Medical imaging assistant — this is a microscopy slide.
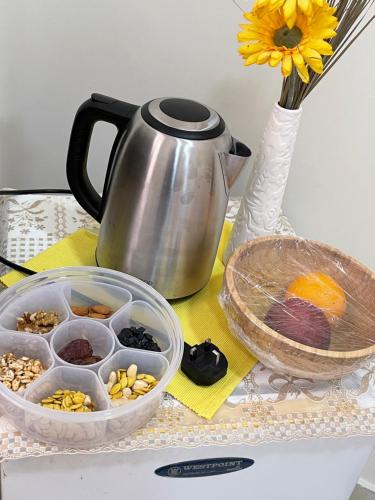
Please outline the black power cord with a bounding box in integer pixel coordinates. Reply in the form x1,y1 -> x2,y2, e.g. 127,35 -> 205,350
0,189 -> 72,276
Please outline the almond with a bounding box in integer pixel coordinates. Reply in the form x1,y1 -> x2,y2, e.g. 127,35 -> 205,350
88,312 -> 107,319
71,305 -> 89,316
91,304 -> 112,316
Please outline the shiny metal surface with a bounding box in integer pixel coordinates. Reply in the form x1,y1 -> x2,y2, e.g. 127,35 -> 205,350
148,98 -> 220,132
96,104 -> 249,299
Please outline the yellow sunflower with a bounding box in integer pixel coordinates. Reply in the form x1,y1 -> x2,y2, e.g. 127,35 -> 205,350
238,1 -> 338,83
254,0 -> 326,28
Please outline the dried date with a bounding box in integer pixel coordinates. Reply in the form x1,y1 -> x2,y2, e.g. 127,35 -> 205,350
58,339 -> 93,363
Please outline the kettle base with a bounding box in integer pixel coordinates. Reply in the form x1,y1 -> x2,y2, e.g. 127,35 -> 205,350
95,252 -> 208,301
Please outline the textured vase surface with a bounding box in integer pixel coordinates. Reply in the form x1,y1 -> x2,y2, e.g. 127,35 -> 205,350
224,103 -> 302,264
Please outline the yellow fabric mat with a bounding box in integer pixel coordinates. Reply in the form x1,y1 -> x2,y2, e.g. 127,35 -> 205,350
1,223 -> 257,419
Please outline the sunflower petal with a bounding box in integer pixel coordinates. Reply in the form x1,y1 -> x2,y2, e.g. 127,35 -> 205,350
238,0 -> 337,80
283,0 -> 297,28
269,50 -> 283,67
254,0 -> 269,9
295,64 -> 310,83
239,24 -> 272,36
238,30 -> 262,41
257,51 -> 271,64
243,12 -> 255,22
301,47 -> 323,73
269,0 -> 285,10
297,0 -> 310,14
309,39 -> 333,55
238,31 -> 257,42
281,54 -> 293,77
316,28 -> 337,39
239,43 -> 265,56
307,57 -> 323,73
292,52 -> 310,83
301,47 -> 321,58
244,53 -> 261,66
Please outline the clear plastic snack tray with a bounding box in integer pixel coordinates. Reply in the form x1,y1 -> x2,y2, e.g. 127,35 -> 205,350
0,267 -> 183,448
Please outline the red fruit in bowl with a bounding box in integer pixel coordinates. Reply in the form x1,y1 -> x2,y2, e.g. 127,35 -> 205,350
265,297 -> 331,350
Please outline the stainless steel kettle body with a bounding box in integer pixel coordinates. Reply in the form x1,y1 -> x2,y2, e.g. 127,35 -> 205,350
67,94 -> 251,299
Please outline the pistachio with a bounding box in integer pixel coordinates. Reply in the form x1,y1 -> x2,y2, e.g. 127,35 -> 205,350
63,395 -> 73,407
42,403 -> 55,409
127,376 -> 136,388
143,374 -> 157,384
133,388 -> 148,395
104,365 -> 159,407
73,393 -> 85,404
39,389 -> 95,412
110,383 -> 122,395
41,397 -> 54,404
70,403 -> 83,410
111,392 -> 123,400
120,376 -> 128,389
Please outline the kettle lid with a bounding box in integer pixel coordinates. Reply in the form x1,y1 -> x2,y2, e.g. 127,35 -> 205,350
141,97 -> 226,140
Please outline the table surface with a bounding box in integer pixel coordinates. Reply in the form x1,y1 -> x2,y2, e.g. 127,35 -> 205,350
0,193 -> 373,461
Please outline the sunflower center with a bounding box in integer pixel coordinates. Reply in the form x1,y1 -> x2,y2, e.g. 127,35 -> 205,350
273,26 -> 303,48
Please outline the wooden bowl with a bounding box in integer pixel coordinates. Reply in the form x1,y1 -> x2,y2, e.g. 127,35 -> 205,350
223,236 -> 375,380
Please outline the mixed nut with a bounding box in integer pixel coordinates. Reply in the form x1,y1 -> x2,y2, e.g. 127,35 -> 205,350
40,389 -> 95,412
17,310 -> 60,334
58,339 -> 102,365
71,304 -> 112,320
105,364 -> 158,407
1,294 -> 164,421
117,326 -> 161,352
0,353 -> 45,392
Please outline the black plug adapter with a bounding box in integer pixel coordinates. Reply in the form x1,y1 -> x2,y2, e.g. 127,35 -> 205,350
181,339 -> 228,386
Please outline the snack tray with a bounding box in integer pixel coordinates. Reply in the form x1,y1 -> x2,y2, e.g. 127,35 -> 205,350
0,267 -> 183,448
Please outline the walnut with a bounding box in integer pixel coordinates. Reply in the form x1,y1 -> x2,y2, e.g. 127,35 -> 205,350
17,310 -> 60,334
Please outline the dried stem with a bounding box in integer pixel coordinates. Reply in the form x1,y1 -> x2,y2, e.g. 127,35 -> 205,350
279,0 -> 374,109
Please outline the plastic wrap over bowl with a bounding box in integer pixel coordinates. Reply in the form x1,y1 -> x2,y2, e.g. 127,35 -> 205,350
221,236 -> 375,380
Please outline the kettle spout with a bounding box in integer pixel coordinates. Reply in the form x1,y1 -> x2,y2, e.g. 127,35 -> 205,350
219,138 -> 251,190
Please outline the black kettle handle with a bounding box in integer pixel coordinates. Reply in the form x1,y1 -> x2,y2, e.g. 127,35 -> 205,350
66,93 -> 139,221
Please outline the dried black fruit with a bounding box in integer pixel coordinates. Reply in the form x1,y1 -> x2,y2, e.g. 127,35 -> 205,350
117,326 -> 161,352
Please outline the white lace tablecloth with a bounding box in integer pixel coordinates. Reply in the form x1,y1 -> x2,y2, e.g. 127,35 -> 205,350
0,194 -> 373,461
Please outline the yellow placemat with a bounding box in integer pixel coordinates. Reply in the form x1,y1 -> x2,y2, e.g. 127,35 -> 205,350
1,223 -> 257,419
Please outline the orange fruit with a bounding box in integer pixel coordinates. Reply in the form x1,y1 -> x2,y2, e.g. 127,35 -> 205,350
286,272 -> 346,323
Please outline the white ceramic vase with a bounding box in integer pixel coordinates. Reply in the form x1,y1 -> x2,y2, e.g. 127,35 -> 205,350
223,102 -> 302,264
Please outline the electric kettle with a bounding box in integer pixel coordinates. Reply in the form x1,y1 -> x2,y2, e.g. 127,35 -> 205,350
66,93 -> 251,299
